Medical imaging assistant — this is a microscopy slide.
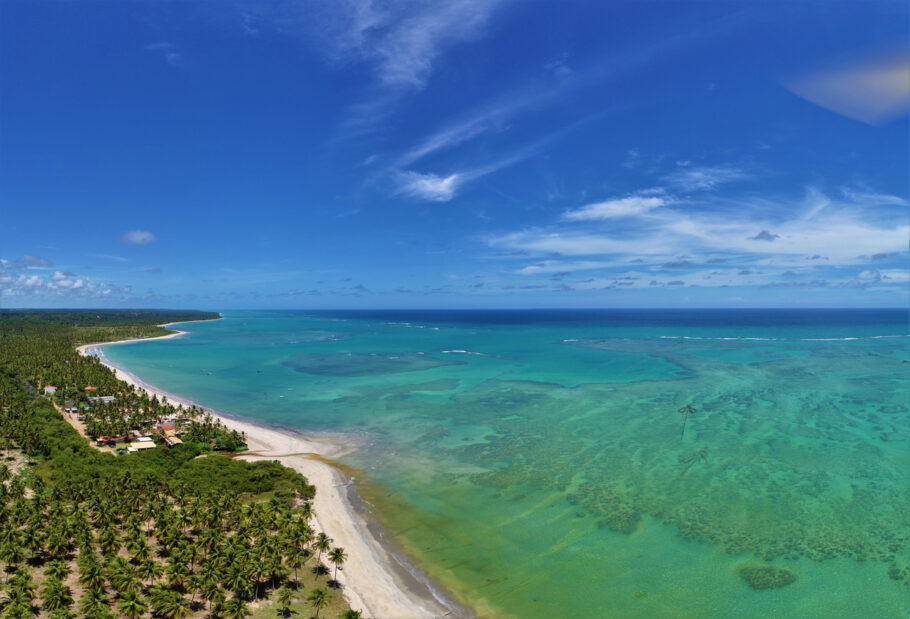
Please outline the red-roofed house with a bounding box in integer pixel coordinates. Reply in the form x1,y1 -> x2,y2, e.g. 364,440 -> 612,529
84,386 -> 98,391
43,386 -> 57,394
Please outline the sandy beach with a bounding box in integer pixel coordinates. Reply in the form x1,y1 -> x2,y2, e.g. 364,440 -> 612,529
77,326 -> 457,619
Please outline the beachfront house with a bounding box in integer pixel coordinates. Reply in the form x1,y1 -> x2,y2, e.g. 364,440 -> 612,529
88,395 -> 117,404
84,386 -> 98,392
153,424 -> 184,447
64,400 -> 75,412
43,386 -> 57,394
128,436 -> 157,452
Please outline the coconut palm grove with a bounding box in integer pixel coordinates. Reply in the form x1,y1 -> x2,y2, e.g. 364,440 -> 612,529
0,310 -> 361,618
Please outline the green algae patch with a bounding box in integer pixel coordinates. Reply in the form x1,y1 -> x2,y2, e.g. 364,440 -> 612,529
737,564 -> 798,590
567,482 -> 642,535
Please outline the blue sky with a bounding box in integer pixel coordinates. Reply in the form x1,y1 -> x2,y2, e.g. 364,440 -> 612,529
1,1 -> 907,309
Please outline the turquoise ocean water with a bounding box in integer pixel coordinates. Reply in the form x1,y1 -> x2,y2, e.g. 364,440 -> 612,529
102,310 -> 910,618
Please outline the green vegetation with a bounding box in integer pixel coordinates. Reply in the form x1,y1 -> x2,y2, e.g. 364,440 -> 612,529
736,564 -> 798,590
0,310 -> 359,617
0,310 -> 245,451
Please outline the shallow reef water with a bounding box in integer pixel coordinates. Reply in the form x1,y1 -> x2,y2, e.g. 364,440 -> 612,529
105,310 -> 910,618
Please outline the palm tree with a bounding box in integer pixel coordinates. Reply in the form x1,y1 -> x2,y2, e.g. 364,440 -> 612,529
266,554 -> 288,591
222,597 -> 251,619
276,585 -> 295,617
41,577 -> 74,613
286,547 -> 306,586
198,581 -> 223,612
150,588 -> 190,619
78,589 -> 111,618
137,556 -> 163,586
79,560 -> 107,592
248,559 -> 270,600
307,588 -> 329,619
0,540 -> 25,582
225,566 -> 253,600
165,560 -> 191,590
4,602 -> 34,619
341,610 -> 363,619
311,533 -> 332,581
97,526 -> 120,555
44,560 -> 71,581
116,591 -> 148,619
296,502 -> 313,523
328,547 -> 347,584
20,526 -> 45,563
128,538 -> 152,563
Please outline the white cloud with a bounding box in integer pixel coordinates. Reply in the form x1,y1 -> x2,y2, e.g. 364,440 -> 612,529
392,118 -> 596,202
840,187 -> 908,206
880,269 -> 910,282
395,109 -> 504,168
490,231 -> 672,256
395,171 -> 461,201
1,269 -> 130,299
386,10 -> 754,163
563,194 -> 669,221
489,185 -> 910,269
665,165 -> 750,191
87,253 -> 129,262
801,186 -> 832,220
300,0 -> 504,91
374,0 -> 503,89
516,260 -> 618,275
119,230 -> 157,245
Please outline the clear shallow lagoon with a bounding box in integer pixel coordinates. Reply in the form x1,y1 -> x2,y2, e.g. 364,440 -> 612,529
104,310 -> 910,617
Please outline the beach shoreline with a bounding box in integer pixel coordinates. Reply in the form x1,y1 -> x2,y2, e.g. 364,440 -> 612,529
77,322 -> 461,619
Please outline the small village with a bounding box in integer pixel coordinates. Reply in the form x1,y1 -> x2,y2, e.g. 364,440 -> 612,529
42,381 -> 241,455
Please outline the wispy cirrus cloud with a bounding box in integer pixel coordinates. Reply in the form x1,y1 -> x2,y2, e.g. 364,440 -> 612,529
314,0 -> 506,90
840,187 -> 909,206
391,8 -> 754,166
235,0 -> 508,135
393,114 -> 601,202
664,164 -> 750,191
371,0 -> 505,90
88,253 -> 129,262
